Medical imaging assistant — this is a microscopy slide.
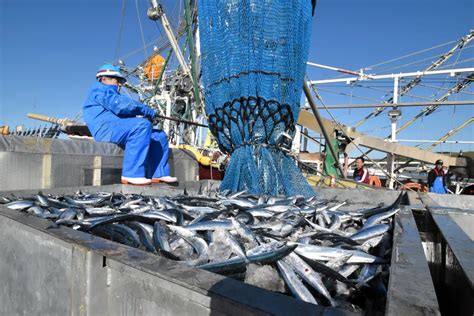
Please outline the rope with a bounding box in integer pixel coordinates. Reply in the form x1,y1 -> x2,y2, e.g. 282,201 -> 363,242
135,0 -> 148,59
316,87 -> 382,103
154,21 -> 164,38
347,36 -> 473,127
431,51 -> 465,99
438,57 -> 474,69
374,52 -> 457,74
177,0 -> 183,33
117,36 -> 165,61
354,83 -> 435,102
417,82 -> 474,96
400,182 -> 428,192
114,0 -> 126,64
359,125 -> 391,135
117,9 -> 189,63
370,45 -> 474,74
368,40 -> 457,70
326,39 -> 457,80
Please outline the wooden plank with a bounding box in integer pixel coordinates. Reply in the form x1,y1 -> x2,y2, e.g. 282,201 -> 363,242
297,110 -> 466,167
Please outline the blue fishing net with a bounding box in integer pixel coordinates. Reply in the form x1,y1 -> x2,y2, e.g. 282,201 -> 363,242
198,0 -> 315,197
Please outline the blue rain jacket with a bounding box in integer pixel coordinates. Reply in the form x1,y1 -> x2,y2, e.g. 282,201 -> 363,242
83,82 -> 152,141
83,82 -> 169,178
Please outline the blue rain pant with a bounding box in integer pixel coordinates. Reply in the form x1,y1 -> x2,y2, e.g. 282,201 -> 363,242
429,176 -> 447,194
82,82 -> 167,178
103,117 -> 170,178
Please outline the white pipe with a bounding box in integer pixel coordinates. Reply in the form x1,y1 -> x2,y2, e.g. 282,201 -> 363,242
164,93 -> 171,136
309,67 -> 474,84
391,76 -> 399,143
160,14 -> 191,76
306,62 -> 374,79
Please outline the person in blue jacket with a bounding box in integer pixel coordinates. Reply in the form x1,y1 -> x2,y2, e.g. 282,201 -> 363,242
83,63 -> 177,185
427,159 -> 448,194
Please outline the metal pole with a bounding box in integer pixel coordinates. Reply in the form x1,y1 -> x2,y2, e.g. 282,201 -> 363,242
147,2 -> 191,77
303,127 -> 309,150
155,113 -> 208,128
387,77 -> 400,189
309,67 -> 474,84
303,82 -> 346,178
164,93 -> 172,134
391,76 -> 399,142
306,62 -> 374,79
302,100 -> 474,109
27,113 -> 74,126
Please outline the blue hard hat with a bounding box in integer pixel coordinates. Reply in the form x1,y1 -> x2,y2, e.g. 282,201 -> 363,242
96,63 -> 126,81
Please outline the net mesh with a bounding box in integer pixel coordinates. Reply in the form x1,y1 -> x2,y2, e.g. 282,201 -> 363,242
198,0 -> 314,197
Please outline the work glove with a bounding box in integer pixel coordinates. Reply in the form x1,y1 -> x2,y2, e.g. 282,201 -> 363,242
142,107 -> 156,120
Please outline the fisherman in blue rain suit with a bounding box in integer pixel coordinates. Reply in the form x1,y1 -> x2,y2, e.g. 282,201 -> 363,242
83,64 -> 177,185
427,159 -> 448,194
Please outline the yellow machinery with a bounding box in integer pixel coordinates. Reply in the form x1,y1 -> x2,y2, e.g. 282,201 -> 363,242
175,144 -> 222,169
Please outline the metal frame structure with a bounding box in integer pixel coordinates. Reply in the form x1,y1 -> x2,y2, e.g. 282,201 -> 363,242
326,30 -> 474,128
306,65 -> 473,189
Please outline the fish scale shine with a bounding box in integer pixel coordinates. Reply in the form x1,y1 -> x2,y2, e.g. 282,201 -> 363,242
0,189 -> 402,311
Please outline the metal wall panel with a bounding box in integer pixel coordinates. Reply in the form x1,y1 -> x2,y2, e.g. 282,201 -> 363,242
386,207 -> 440,315
0,152 -> 43,191
425,193 -> 474,212
0,136 -> 198,190
0,214 -> 89,316
169,148 -> 199,182
425,209 -> 474,316
51,154 -> 95,188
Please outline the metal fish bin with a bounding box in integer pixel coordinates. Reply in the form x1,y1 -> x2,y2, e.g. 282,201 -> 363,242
409,191 -> 474,316
0,184 -> 441,315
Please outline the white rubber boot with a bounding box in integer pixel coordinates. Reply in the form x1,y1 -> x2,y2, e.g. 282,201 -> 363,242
121,176 -> 152,185
152,176 -> 178,183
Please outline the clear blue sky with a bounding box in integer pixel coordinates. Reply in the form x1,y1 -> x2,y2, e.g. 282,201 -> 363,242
1,0 -> 473,154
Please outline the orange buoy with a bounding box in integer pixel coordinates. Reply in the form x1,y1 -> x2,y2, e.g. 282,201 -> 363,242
369,175 -> 382,187
144,55 -> 166,81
